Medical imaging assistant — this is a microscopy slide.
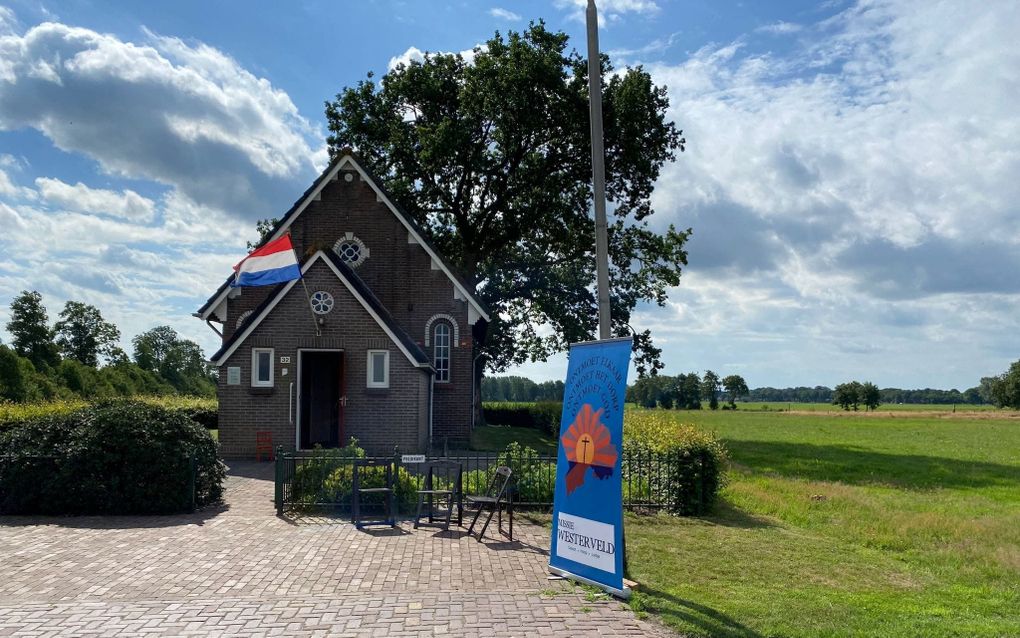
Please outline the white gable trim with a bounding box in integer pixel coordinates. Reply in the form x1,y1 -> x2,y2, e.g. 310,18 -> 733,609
211,251 -> 431,370
200,154 -> 490,324
278,154 -> 490,323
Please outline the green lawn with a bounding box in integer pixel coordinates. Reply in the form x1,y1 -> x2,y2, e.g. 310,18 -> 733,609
471,423 -> 557,453
733,402 -> 1000,413
493,409 -> 1020,637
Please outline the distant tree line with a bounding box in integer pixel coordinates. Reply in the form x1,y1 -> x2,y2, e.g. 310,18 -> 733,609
485,359 -> 1020,412
626,371 -> 749,410
481,375 -> 565,402
750,383 -> 998,406
0,290 -> 215,402
831,381 -> 881,411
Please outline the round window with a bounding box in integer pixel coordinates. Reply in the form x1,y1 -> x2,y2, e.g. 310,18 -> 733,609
336,241 -> 361,263
332,234 -> 368,267
310,291 -> 334,315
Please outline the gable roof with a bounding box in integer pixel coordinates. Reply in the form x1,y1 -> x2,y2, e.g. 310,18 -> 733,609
209,250 -> 432,370
195,151 -> 490,324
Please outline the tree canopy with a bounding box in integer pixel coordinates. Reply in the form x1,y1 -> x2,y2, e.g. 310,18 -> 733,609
6,290 -> 60,370
0,291 -> 214,402
325,22 -> 687,376
722,375 -> 749,408
54,301 -> 121,367
988,359 -> 1020,409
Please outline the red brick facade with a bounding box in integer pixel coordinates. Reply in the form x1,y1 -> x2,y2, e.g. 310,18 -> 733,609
203,155 -> 486,457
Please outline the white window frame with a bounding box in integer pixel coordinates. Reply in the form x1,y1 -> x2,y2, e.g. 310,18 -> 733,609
433,323 -> 451,383
366,349 -> 390,389
251,348 -> 274,387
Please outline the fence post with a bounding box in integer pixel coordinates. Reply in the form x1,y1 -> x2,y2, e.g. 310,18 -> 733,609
275,446 -> 284,516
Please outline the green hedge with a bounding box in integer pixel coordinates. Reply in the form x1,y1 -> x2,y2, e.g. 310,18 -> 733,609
173,406 -> 218,430
0,400 -> 225,514
483,401 -> 563,436
0,398 -> 218,431
289,441 -> 419,511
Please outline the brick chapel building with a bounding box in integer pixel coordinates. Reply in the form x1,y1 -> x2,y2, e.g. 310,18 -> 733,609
194,151 -> 489,457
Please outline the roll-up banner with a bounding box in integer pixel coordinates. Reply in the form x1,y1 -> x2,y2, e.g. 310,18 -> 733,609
549,336 -> 633,598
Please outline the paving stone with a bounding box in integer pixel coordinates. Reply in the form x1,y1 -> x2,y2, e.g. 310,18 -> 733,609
0,461 -> 670,637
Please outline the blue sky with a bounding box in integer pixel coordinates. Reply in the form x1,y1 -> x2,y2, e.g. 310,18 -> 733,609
0,0 -> 1017,390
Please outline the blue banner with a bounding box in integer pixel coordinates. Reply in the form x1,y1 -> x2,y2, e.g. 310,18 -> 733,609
549,337 -> 632,596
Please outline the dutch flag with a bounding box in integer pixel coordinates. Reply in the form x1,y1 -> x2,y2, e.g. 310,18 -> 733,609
232,234 -> 301,287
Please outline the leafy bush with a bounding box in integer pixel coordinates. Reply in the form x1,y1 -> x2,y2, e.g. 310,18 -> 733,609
463,442 -> 556,504
0,396 -> 218,430
171,405 -> 218,430
0,400 -> 225,514
483,401 -> 563,436
289,440 -> 418,511
624,410 -> 728,515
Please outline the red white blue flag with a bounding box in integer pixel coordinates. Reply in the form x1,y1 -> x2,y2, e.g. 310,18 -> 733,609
232,234 -> 301,287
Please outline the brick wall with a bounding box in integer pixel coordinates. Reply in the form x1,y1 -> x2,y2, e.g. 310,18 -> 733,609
232,168 -> 477,438
217,259 -> 430,458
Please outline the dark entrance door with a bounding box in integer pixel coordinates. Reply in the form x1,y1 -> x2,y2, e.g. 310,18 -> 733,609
299,351 -> 344,449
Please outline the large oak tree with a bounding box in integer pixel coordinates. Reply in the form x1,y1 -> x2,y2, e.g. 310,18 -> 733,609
325,23 -> 688,376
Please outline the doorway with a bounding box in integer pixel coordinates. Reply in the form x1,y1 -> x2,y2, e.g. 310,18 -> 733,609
298,350 -> 345,449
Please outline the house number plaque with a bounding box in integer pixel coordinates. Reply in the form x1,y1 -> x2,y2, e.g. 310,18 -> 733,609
280,356 -> 291,364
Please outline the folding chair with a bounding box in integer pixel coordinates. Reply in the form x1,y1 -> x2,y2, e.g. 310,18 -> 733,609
465,466 -> 513,542
352,459 -> 396,529
414,461 -> 463,530
255,431 -> 274,461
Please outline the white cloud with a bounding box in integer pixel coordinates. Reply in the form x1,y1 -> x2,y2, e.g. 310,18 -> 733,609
0,20 -> 324,220
388,46 -> 426,70
554,0 -> 660,25
0,168 -> 19,197
598,0 -> 1020,387
756,21 -> 803,35
0,6 -> 17,36
388,44 -> 487,72
35,177 -> 156,222
489,7 -> 522,21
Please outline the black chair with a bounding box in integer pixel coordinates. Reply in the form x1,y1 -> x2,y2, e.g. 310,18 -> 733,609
352,459 -> 396,529
414,461 -> 463,530
465,465 -> 513,542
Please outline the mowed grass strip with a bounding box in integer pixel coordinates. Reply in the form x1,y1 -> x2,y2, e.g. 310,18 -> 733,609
624,409 -> 1020,638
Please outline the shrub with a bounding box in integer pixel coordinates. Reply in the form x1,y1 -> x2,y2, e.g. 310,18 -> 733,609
483,401 -> 563,436
624,410 -> 728,515
0,399 -> 225,514
289,440 -> 418,511
171,405 -> 218,430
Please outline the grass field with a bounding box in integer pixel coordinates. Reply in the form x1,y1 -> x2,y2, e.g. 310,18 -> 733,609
501,406 -> 1020,637
734,402 -> 1001,414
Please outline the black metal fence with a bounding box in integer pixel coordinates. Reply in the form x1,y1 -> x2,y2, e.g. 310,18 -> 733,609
274,446 -> 717,516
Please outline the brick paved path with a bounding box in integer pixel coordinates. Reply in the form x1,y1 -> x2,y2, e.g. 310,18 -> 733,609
0,461 -> 672,637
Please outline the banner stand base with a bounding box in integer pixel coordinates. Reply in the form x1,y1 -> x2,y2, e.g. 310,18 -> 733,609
548,566 -> 632,600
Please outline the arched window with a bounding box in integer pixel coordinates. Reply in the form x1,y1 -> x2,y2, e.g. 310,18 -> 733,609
433,323 -> 451,383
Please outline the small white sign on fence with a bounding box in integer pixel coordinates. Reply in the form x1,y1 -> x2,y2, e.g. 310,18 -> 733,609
401,454 -> 426,464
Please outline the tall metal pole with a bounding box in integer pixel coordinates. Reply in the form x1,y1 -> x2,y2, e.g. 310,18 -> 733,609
587,0 -> 612,340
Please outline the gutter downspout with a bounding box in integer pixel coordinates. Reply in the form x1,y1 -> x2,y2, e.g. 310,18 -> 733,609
428,373 -> 434,452
470,351 -> 485,429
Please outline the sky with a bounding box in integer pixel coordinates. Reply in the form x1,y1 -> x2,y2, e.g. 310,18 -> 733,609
0,0 -> 1017,391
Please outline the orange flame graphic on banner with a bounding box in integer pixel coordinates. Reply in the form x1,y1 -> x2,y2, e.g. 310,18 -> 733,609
560,403 -> 618,494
